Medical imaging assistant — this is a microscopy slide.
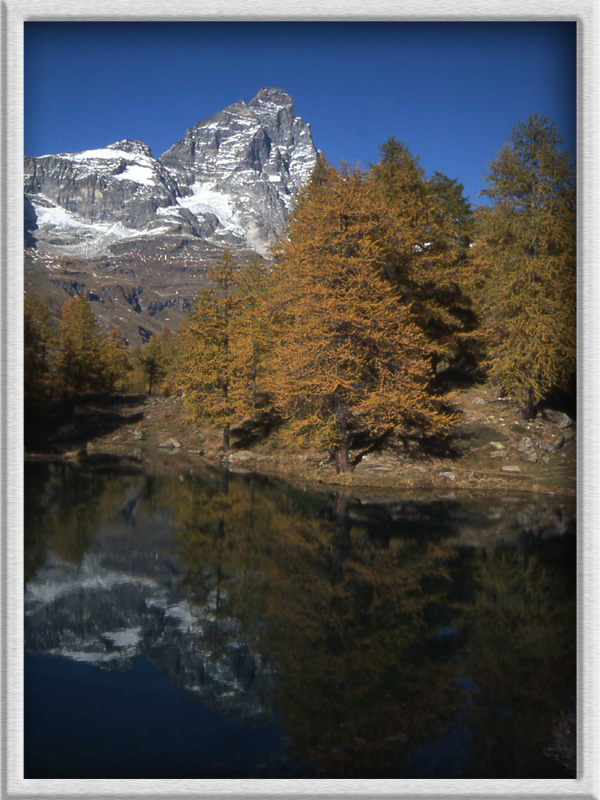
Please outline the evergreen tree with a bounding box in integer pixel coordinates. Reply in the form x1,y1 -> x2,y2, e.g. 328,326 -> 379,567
55,295 -> 108,396
152,326 -> 179,396
428,171 -> 474,263
269,165 -> 455,472
303,152 -> 333,197
103,326 -> 131,392
235,253 -> 274,410
371,138 -> 431,239
425,170 -> 481,371
24,292 -> 57,408
177,249 -> 249,451
371,139 -> 479,372
134,334 -> 168,396
474,113 -> 576,416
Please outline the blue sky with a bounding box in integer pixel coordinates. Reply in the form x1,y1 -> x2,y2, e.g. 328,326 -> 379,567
24,22 -> 576,204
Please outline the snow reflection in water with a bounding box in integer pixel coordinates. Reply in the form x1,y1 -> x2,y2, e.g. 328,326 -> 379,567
24,460 -> 576,779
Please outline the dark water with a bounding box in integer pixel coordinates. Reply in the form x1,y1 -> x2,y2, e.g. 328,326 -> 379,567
24,459 -> 576,779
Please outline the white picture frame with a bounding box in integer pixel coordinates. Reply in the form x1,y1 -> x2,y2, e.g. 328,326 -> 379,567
2,3 -> 598,798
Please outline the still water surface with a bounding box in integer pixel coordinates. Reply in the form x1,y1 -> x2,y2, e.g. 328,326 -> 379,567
24,459 -> 576,779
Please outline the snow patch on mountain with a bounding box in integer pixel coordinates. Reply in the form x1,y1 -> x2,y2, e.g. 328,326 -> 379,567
174,184 -> 245,238
25,555 -> 160,610
51,650 -> 124,665
34,202 -> 89,229
25,547 -> 276,724
57,147 -> 139,161
25,88 -> 318,257
113,163 -> 157,186
30,198 -> 174,257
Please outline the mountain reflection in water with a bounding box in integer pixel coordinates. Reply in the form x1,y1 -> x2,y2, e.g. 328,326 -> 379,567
24,460 -> 576,779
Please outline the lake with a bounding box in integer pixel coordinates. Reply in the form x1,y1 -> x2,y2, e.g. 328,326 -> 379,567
24,458 -> 576,779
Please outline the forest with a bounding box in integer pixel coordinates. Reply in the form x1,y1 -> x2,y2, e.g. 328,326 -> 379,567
24,114 -> 576,473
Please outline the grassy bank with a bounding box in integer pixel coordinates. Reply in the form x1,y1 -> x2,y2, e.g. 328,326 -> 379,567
25,383 -> 576,497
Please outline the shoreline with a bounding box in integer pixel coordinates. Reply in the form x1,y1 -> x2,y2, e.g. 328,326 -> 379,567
24,383 -> 577,499
24,440 -> 577,499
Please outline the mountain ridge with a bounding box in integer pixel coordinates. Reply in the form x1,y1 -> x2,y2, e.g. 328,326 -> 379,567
24,89 -> 319,344
24,87 -> 318,258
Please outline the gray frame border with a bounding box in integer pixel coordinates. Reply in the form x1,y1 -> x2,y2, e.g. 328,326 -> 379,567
1,3 -> 598,799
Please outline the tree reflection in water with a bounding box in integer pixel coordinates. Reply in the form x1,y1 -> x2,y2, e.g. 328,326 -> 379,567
165,470 -> 575,778
25,462 -> 576,778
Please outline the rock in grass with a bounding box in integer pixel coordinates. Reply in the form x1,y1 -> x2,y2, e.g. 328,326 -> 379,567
518,437 -> 538,462
439,470 -> 456,480
542,409 -> 561,423
159,438 -> 181,449
229,450 -> 255,462
543,409 -> 573,428
536,440 -> 554,452
557,413 -> 573,429
452,425 -> 509,450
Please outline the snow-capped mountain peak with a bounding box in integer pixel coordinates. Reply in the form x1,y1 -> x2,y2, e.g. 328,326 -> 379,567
25,89 -> 318,258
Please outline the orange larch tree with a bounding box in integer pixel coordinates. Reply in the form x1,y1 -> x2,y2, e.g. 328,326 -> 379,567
473,114 -> 576,417
269,165 -> 455,472
371,138 -> 480,374
55,295 -> 109,396
177,249 -> 262,451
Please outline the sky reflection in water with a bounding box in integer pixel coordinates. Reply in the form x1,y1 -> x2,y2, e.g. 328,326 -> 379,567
24,461 -> 576,779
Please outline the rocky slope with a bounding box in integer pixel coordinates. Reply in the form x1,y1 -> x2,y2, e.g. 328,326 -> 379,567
25,87 -> 317,258
159,87 -> 318,253
24,88 -> 318,343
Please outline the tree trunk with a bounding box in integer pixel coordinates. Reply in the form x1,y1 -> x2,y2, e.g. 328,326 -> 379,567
522,386 -> 537,421
332,390 -> 353,473
244,481 -> 255,573
221,468 -> 230,495
222,277 -> 231,452
223,422 -> 230,452
147,363 -> 155,396
332,441 -> 352,473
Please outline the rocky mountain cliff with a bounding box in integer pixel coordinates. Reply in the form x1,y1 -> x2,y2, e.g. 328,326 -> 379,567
24,89 -> 318,343
25,87 -> 318,258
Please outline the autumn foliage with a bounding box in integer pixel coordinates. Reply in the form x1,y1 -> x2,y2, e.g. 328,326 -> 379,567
24,115 -> 576,461
175,250 -> 257,450
371,138 -> 480,372
24,293 -> 132,407
268,165 -> 456,471
472,114 -> 576,416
